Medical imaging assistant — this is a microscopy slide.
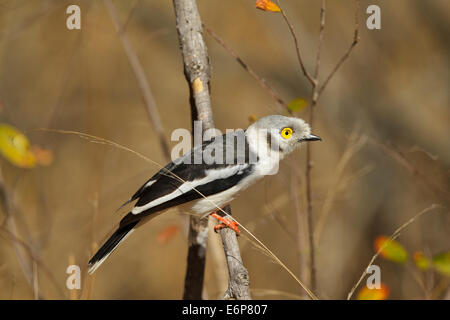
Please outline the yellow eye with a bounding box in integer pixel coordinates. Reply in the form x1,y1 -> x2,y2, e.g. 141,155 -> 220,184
280,127 -> 293,139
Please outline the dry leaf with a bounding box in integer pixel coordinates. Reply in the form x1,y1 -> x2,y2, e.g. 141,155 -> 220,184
255,0 -> 281,13
248,114 -> 258,124
357,283 -> 390,300
31,145 -> 54,166
374,235 -> 408,263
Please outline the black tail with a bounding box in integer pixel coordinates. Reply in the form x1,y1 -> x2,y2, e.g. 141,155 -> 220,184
88,219 -> 139,274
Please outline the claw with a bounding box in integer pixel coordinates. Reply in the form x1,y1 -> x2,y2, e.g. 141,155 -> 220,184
210,212 -> 241,235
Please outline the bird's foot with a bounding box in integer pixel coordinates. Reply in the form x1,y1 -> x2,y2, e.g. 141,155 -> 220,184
209,212 -> 240,235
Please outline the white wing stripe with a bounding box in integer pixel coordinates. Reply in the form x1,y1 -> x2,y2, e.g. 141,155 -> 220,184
144,180 -> 156,188
131,164 -> 248,214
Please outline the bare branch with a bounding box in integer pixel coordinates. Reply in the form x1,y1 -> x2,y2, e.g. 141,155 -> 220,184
290,163 -> 308,295
219,206 -> 251,300
204,24 -> 289,112
314,1 -> 326,80
276,0 -> 316,86
173,0 -> 212,299
314,131 -> 368,243
0,217 -> 65,299
303,0 -> 327,293
122,0 -> 141,33
104,0 -> 171,160
318,0 -> 360,97
367,138 -> 450,200
172,0 -> 250,300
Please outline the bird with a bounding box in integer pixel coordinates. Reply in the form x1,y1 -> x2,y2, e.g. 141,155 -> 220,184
88,115 -> 321,274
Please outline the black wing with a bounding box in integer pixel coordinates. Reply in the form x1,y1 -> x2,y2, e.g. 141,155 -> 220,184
118,132 -> 255,227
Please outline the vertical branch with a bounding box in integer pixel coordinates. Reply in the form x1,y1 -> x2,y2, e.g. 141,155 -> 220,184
173,0 -> 250,300
173,0 -> 212,300
290,165 -> 308,292
219,206 -> 251,300
303,0 -> 326,294
277,0 -> 359,293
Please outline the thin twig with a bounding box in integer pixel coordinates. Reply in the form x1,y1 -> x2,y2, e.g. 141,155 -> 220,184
0,226 -> 65,298
104,0 -> 171,160
276,0 -> 359,293
315,131 -> 367,243
32,261 -> 39,300
303,0 -> 327,293
368,137 -> 450,200
264,175 -> 297,242
346,204 -> 443,300
314,1 -> 326,81
318,0 -> 360,97
276,0 -> 316,86
203,24 -> 289,111
122,0 -> 141,32
0,167 -> 44,299
290,160 -> 308,294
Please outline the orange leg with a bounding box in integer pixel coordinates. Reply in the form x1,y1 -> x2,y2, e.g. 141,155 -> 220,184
209,212 -> 240,235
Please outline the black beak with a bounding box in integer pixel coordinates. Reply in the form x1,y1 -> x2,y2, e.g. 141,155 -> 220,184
302,134 -> 322,142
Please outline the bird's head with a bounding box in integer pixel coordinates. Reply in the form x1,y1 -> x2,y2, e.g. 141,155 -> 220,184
247,115 -> 321,158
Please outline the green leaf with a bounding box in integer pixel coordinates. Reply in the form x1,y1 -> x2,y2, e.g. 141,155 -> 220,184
287,98 -> 308,112
432,252 -> 450,276
374,235 -> 408,263
413,252 -> 430,271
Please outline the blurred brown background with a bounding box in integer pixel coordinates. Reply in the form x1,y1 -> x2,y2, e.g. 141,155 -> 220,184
0,0 -> 448,299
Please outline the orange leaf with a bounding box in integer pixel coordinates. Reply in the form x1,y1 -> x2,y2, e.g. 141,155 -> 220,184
413,251 -> 430,271
357,283 -> 390,300
255,0 -> 281,13
157,224 -> 179,244
374,235 -> 408,263
31,145 -> 54,166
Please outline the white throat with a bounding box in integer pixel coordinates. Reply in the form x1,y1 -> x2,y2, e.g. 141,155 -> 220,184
245,126 -> 283,176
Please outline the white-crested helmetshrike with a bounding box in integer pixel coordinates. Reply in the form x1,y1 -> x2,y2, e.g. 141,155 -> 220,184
88,115 -> 321,274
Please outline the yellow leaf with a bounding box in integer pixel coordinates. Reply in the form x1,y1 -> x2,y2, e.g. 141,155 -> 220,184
357,283 -> 390,300
255,0 -> 281,13
374,235 -> 408,263
288,98 -> 308,112
432,252 -> 450,276
0,123 -> 36,168
248,114 -> 258,124
413,251 -> 430,271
